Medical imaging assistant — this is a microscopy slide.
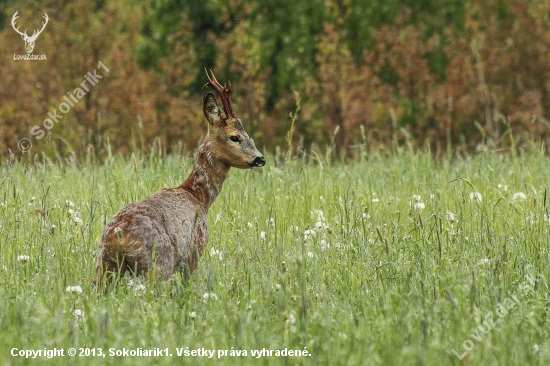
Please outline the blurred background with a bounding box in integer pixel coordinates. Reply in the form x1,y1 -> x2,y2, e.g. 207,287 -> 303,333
0,0 -> 549,159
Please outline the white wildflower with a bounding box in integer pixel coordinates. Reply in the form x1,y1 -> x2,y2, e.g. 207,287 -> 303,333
303,229 -> 316,241
202,292 -> 218,301
469,192 -> 483,202
313,209 -> 325,222
275,284 -> 281,291
17,255 -> 30,262
315,221 -> 328,230
512,192 -> 527,201
409,195 -> 425,210
66,200 -> 74,208
266,218 -> 275,227
67,206 -> 83,225
247,222 -> 253,228
134,284 -> 146,293
372,197 -> 380,203
446,212 -> 458,224
66,286 -> 83,294
31,196 -> 36,202
73,309 -> 85,320
307,251 -> 314,259
260,231 -> 266,241
189,311 -> 197,319
209,247 -> 223,260
319,239 -> 330,251
478,258 -> 490,265
286,312 -> 297,332
497,184 -> 509,192
286,312 -> 296,325
362,212 -> 370,219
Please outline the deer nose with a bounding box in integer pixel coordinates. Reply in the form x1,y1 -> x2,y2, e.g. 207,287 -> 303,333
251,156 -> 266,167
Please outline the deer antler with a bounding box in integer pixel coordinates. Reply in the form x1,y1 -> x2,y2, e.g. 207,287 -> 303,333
11,11 -> 48,41
28,13 -> 48,41
11,11 -> 28,38
203,69 -> 235,119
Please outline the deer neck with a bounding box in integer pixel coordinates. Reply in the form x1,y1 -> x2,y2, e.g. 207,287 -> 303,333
180,136 -> 229,211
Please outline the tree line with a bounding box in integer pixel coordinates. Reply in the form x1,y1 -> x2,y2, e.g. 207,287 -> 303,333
0,0 -> 549,159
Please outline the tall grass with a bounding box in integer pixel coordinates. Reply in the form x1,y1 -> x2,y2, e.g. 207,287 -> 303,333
0,145 -> 549,365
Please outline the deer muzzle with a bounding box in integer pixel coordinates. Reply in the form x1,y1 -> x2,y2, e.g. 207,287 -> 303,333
250,156 -> 266,167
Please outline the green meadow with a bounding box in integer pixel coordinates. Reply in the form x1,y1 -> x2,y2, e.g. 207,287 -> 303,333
1,145 -> 549,365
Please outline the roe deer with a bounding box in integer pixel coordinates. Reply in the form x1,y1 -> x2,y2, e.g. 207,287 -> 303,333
95,70 -> 266,286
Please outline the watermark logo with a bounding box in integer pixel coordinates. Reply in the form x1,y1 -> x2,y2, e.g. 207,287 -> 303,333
450,273 -> 540,360
12,11 -> 48,60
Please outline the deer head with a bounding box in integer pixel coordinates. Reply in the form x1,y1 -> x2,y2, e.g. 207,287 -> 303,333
203,69 -> 266,169
11,11 -> 49,54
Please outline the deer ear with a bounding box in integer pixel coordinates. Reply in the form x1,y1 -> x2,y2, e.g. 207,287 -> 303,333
203,93 -> 222,125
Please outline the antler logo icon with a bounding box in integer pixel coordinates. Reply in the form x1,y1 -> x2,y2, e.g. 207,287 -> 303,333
11,11 -> 49,54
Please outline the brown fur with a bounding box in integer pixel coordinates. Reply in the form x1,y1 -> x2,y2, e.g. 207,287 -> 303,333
95,72 -> 265,287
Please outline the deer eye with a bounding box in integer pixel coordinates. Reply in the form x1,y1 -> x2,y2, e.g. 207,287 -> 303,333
229,136 -> 241,143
